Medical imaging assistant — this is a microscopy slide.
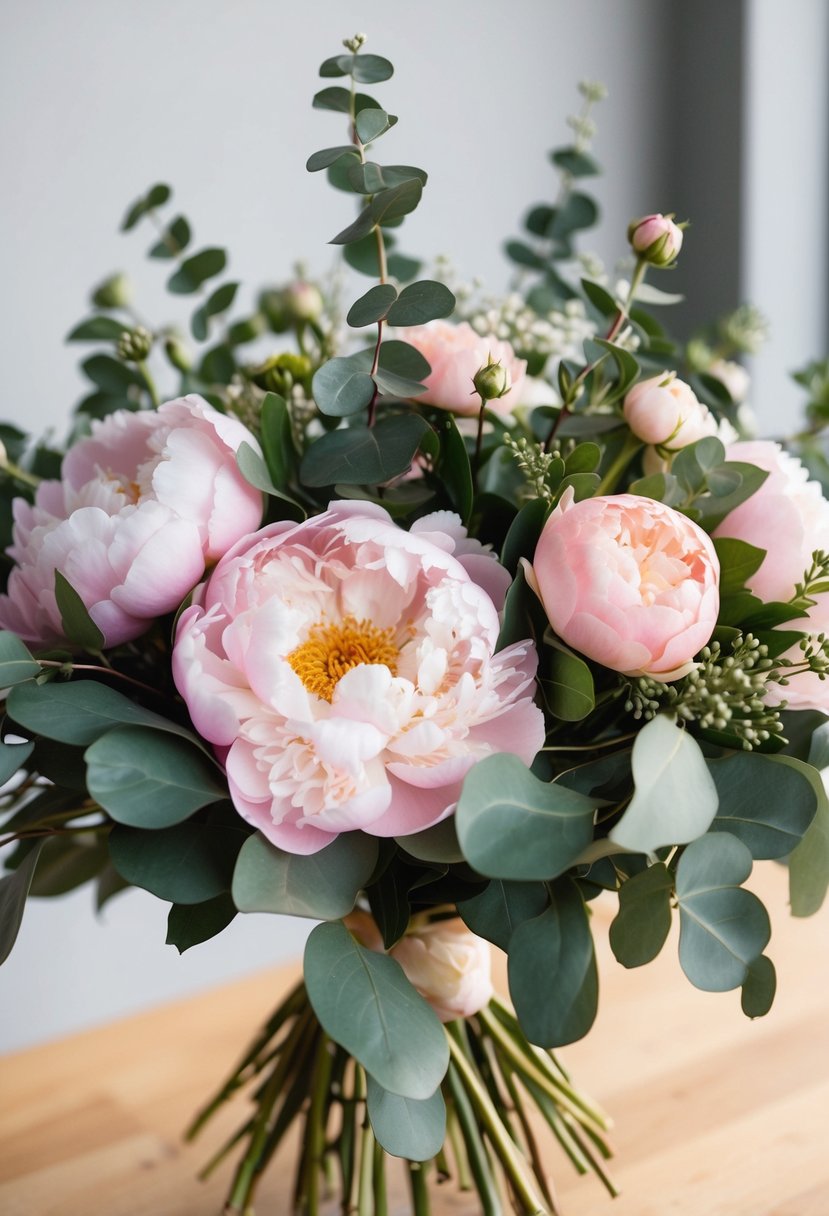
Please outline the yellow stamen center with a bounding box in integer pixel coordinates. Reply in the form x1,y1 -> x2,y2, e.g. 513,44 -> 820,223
287,616 -> 399,702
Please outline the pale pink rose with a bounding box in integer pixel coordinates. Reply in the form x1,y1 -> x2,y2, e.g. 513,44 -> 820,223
715,440 -> 829,711
0,396 -> 263,648
628,213 -> 683,266
173,502 -> 544,854
405,321 -> 527,416
389,919 -> 494,1022
532,490 -> 720,681
624,372 -> 718,450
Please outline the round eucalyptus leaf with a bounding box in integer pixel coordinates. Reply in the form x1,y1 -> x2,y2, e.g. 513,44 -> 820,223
609,862 -> 673,968
458,879 -> 549,951
346,284 -> 398,328
0,632 -> 39,687
741,954 -> 776,1018
7,680 -> 197,747
385,280 -> 455,327
304,920 -> 448,1099
109,813 -> 244,903
366,1076 -> 446,1160
312,357 -> 376,417
232,831 -> 378,919
709,751 -> 817,858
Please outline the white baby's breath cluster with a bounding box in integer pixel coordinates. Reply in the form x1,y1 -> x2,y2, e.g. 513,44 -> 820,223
466,293 -> 598,369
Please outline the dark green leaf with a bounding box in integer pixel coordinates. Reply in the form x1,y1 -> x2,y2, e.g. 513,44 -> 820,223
232,831 -> 378,918
109,812 -> 244,902
500,498 -> 548,574
81,354 -> 141,393
524,205 -> 555,237
456,754 -> 597,881
367,863 -> 416,949
0,632 -> 40,686
387,251 -> 422,282
0,739 -> 34,786
300,414 -> 429,487
120,183 -> 171,232
236,440 -> 300,513
166,893 -> 237,953
28,834 -> 109,897
330,205 -> 377,246
0,841 -> 43,965
346,284 -> 398,327
675,833 -> 770,992
741,954 -> 776,1018
260,392 -> 297,491
85,726 -> 225,827
366,1078 -> 445,1161
458,879 -> 548,951
312,357 -> 376,416
609,863 -> 673,968
54,571 -> 105,651
550,192 -> 599,238
370,180 -> 423,228
505,240 -> 544,270
304,920 -> 449,1098
545,649 -> 595,721
348,163 -> 428,194
713,538 -> 766,596
788,729 -> 829,916
355,107 -> 396,144
437,414 -> 473,524
581,279 -> 618,317
350,54 -> 395,84
167,248 -> 227,294
306,145 -> 360,172
148,215 -> 191,259
396,817 -> 464,864
67,316 -> 129,343
508,879 -> 598,1046
386,281 -> 455,327
551,147 -> 600,177
709,752 -> 817,858
7,679 -> 195,746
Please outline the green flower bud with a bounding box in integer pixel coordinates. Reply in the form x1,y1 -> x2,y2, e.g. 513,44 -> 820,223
472,356 -> 511,402
164,336 -> 193,372
283,281 -> 324,324
92,272 -> 132,310
117,326 -> 153,363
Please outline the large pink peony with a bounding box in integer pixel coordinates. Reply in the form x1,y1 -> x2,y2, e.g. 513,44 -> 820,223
172,502 -> 544,854
405,321 -> 527,416
715,440 -> 829,710
0,395 -> 263,648
532,490 -> 720,681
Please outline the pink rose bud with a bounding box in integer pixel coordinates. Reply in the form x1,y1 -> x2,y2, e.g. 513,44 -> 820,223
390,919 -> 494,1022
627,213 -> 684,267
405,321 -> 527,416
0,395 -> 264,648
715,440 -> 829,712
623,372 -> 718,450
532,490 -> 720,681
283,280 -> 324,323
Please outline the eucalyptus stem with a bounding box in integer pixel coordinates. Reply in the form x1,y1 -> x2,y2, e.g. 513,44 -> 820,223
372,1141 -> 388,1216
138,359 -> 161,407
0,458 -> 40,489
445,1061 -> 502,1216
447,1028 -> 548,1216
497,1057 -> 560,1215
445,1099 -> 473,1191
303,1032 -> 334,1215
36,659 -> 164,699
408,1161 -> 431,1216
356,1067 -> 375,1216
594,432 -> 642,495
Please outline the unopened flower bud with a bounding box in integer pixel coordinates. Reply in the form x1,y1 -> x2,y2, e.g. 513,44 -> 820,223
164,336 -> 193,373
283,280 -> 324,324
92,272 -> 132,310
117,326 -> 153,363
472,356 -> 511,402
628,213 -> 684,267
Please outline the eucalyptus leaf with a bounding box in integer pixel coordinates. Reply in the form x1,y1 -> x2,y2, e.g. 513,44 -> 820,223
167,247 -> 227,294
304,920 -> 448,1099
232,831 -> 378,919
346,284 -> 398,328
54,571 -> 105,651
7,679 -> 198,747
386,281 -> 455,327
551,147 -> 599,177
67,316 -> 129,343
85,726 -> 225,827
355,107 -> 396,144
437,414 -> 473,524
713,538 -> 767,596
109,812 -> 245,902
609,716 -> 718,853
741,954 -> 776,1018
0,842 -> 43,966
313,357 -> 376,416
508,879 -> 598,1046
306,145 -> 359,172
708,751 -> 817,858
366,1077 -> 446,1161
545,649 -> 595,721
788,732 -> 829,916
456,754 -> 597,881
0,739 -> 34,786
458,879 -> 549,951
300,415 -> 429,487
675,832 -> 770,992
609,862 -> 673,968
396,817 -> 464,864
166,893 -> 237,953
0,632 -> 40,686
148,215 -> 191,259
121,182 -> 171,231
28,834 -> 110,897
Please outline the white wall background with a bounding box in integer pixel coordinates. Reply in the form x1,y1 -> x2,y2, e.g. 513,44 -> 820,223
0,0 -> 827,1051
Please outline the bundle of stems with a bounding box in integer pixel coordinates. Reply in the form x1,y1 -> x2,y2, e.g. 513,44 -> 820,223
187,981 -> 615,1216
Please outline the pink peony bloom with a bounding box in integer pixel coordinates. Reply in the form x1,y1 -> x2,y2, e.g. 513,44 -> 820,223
532,490 -> 720,681
173,502 -> 544,854
389,918 -> 493,1022
405,321 -> 527,416
624,372 -> 719,450
715,440 -> 829,711
0,396 -> 263,648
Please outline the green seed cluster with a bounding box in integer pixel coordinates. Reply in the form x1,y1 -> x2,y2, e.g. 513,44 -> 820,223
504,435 -> 558,504
117,325 -> 153,363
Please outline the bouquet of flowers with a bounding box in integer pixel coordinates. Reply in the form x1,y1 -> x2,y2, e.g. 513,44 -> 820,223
2,34 -> 829,1216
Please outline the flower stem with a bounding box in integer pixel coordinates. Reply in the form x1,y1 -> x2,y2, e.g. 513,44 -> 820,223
594,432 -> 642,495
447,1025 -> 548,1215
372,1141 -> 388,1216
356,1066 -> 376,1216
138,360 -> 161,407
303,1032 -> 334,1215
407,1161 -> 431,1216
445,1062 -> 502,1215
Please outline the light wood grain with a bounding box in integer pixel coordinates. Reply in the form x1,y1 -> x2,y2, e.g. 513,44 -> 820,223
1,862 -> 828,1215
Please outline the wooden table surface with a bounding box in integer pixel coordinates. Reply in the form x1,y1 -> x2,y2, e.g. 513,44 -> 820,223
2,862 -> 828,1216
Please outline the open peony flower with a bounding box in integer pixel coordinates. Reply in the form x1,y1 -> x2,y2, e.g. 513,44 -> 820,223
0,395 -> 263,649
389,918 -> 493,1022
173,501 -> 544,854
532,490 -> 720,681
405,320 -> 527,416
715,440 -> 829,710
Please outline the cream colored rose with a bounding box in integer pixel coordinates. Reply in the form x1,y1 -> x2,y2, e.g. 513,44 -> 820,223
390,918 -> 494,1022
